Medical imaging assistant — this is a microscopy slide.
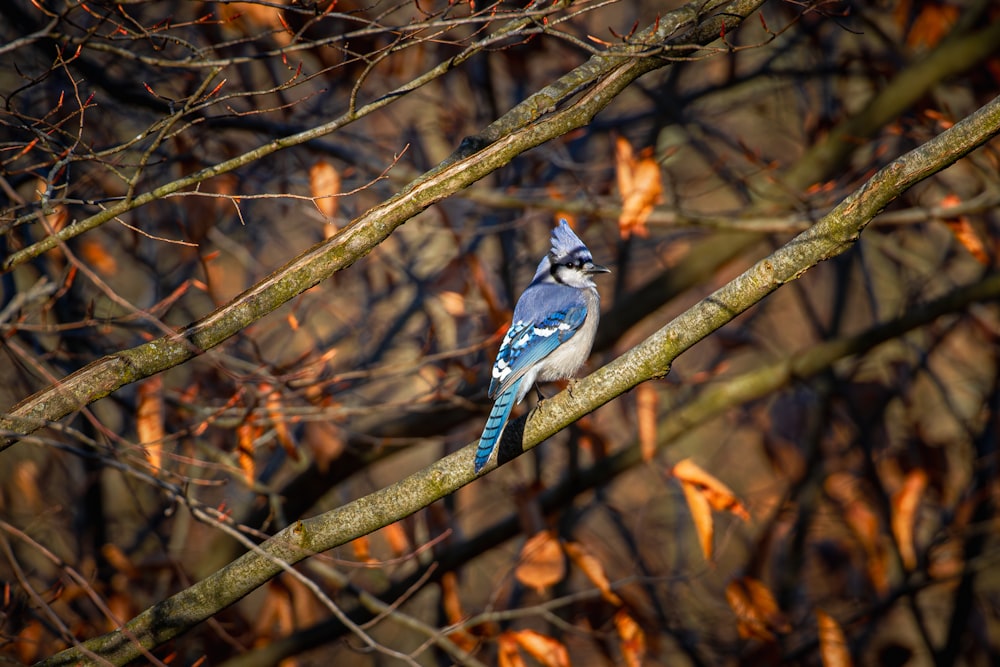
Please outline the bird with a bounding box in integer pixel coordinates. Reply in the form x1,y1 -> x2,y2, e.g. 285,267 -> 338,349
475,220 -> 610,473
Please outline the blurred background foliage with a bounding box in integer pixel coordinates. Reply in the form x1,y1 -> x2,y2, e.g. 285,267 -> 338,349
2,0 -> 1000,664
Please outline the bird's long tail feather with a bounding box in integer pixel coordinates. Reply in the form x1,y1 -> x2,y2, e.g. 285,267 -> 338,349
475,379 -> 521,473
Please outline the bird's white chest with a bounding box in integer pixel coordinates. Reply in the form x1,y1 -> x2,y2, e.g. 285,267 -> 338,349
535,287 -> 601,383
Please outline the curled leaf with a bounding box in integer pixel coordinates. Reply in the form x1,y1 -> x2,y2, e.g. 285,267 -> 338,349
636,383 -> 658,462
309,159 -> 341,237
891,469 -> 928,570
499,632 -> 528,667
511,629 -> 570,667
615,609 -> 646,667
680,477 -> 715,560
515,530 -> 565,594
938,194 -> 989,265
615,136 -> 662,239
817,609 -> 852,667
564,541 -> 623,606
673,458 -> 750,520
725,576 -> 791,641
136,376 -> 165,470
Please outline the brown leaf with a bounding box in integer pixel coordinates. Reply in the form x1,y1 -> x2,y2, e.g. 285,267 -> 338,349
511,629 -> 570,667
563,541 -> 623,606
439,572 -> 476,651
515,530 -> 565,594
309,159 -> 341,229
437,290 -> 467,317
14,619 -> 43,664
938,194 -> 989,265
615,136 -> 662,239
673,458 -> 750,520
615,609 -> 647,667
383,521 -> 411,557
263,384 -> 298,461
616,136 -> 636,199
817,609 -> 852,667
441,571 -> 465,626
352,535 -> 373,564
78,238 -> 118,275
904,1 -> 959,49
36,177 -> 68,235
680,476 -> 715,561
498,633 -> 528,667
101,544 -> 138,578
106,593 -> 133,632
825,473 -> 888,593
236,421 -> 257,486
13,460 -> 42,513
725,576 -> 791,641
891,469 -> 928,571
636,383 -> 658,462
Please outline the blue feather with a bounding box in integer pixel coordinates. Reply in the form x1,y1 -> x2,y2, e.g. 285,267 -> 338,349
475,377 -> 521,473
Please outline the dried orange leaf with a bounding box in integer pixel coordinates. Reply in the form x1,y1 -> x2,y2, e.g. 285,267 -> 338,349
940,204 -> 989,265
447,629 -> 478,653
498,632 -> 528,667
511,629 -> 570,667
725,576 -> 791,641
79,237 -> 118,275
615,609 -> 646,667
891,469 -> 928,571
938,193 -> 990,266
106,593 -> 132,631
636,383 -> 658,462
441,571 -> 466,625
36,177 -> 69,234
564,541 -> 623,606
817,609 -> 852,667
672,458 -> 750,521
515,530 -> 565,594
135,375 -> 164,469
679,479 -> 715,560
14,619 -> 43,663
309,159 -> 341,233
12,461 -> 42,513
101,544 -> 138,578
615,136 -> 662,239
236,421 -> 256,486
352,535 -> 372,563
825,473 -> 888,593
615,135 -> 635,195
383,521 -> 411,557
905,2 -> 959,48
438,290 -> 467,317
264,385 -> 298,461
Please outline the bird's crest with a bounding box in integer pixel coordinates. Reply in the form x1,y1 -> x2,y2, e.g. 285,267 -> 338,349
549,220 -> 590,262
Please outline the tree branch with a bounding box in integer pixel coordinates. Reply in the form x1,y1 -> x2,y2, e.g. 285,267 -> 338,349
36,86 -> 1000,666
1,0 -> 766,452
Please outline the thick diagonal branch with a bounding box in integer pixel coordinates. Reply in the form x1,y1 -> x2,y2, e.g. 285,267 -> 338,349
36,87 -> 1000,667
1,0 -> 764,453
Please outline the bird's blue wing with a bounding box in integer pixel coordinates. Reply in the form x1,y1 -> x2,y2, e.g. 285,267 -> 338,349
488,297 -> 587,400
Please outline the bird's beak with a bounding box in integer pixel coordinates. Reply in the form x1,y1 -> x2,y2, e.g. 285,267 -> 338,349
584,261 -> 611,274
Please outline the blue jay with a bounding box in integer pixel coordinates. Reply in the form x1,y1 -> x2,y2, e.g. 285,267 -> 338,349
475,220 -> 610,473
